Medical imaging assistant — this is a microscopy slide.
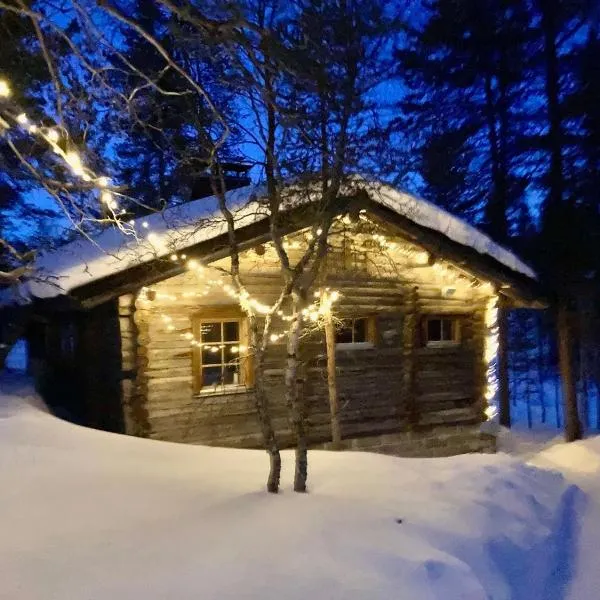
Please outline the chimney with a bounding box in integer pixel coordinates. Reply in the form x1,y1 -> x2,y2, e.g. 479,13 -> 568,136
190,162 -> 252,200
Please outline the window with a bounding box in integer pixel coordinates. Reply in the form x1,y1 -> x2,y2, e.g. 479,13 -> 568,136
192,309 -> 250,394
335,317 -> 375,347
424,316 -> 460,346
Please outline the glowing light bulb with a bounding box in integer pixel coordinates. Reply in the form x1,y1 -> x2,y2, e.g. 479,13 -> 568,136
16,113 -> 28,125
46,129 -> 59,143
0,80 -> 10,97
65,151 -> 84,176
142,221 -> 149,229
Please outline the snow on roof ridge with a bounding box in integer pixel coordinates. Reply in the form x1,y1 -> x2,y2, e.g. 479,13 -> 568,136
364,179 -> 536,280
5,178 -> 535,303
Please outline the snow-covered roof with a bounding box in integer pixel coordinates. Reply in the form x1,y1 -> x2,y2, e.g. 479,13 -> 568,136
8,178 -> 536,303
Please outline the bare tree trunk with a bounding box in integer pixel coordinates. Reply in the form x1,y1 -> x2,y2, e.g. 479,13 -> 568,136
537,314 -> 547,424
554,367 -> 562,429
324,308 -> 341,447
526,383 -> 533,429
557,301 -> 582,441
248,315 -> 281,493
286,299 -> 308,492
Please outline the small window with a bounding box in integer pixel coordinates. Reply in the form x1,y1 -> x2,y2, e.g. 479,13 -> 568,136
336,317 -> 370,345
192,310 -> 250,393
424,316 -> 460,346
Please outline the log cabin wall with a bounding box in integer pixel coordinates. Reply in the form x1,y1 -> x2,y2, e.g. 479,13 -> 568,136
119,223 -> 495,454
32,301 -> 124,432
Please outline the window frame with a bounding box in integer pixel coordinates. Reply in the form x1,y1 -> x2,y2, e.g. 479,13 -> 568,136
422,315 -> 461,348
335,316 -> 376,350
191,307 -> 252,395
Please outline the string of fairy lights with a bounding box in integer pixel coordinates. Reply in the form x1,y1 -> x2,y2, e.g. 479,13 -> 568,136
0,77 -> 132,233
139,256 -> 342,352
484,295 -> 500,420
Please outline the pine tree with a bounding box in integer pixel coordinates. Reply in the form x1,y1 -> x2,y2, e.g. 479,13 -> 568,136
396,0 -> 534,243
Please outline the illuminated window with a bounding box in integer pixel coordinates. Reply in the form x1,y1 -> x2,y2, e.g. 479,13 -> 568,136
192,309 -> 251,393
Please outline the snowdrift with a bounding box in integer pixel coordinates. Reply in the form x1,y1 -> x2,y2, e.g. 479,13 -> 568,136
0,377 -> 585,599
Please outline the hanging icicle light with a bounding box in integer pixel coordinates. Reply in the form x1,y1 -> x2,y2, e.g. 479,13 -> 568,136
484,295 -> 500,420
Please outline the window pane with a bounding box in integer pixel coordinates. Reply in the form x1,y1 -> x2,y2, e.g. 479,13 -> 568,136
224,345 -> 240,365
353,318 -> 367,343
202,345 -> 222,365
223,365 -> 238,385
336,320 -> 353,344
427,319 -> 442,341
202,366 -> 222,386
441,319 -> 454,341
201,322 -> 221,343
223,321 -> 239,342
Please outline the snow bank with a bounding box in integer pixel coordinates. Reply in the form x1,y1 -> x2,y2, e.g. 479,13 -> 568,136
530,437 -> 600,476
0,377 -> 581,600
6,178 -> 535,303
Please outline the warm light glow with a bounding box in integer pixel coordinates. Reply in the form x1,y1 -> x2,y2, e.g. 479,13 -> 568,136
46,129 -> 59,143
484,295 -> 499,420
65,150 -> 84,176
0,80 -> 10,97
16,113 -> 28,125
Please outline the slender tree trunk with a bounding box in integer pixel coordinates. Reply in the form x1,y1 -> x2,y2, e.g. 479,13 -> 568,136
483,71 -> 508,241
248,316 -> 281,493
526,382 -> 533,429
554,365 -> 562,429
540,0 -> 564,214
579,334 -> 589,429
557,301 -> 582,441
286,299 -> 308,492
537,314 -> 547,424
324,308 -> 341,447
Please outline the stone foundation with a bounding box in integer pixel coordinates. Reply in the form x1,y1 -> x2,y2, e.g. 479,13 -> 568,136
314,425 -> 496,458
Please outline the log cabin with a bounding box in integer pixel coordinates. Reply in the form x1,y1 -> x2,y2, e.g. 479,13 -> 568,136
3,179 -> 544,457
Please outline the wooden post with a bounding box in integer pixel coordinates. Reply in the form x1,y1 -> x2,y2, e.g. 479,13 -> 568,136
324,307 -> 342,447
402,287 -> 419,425
557,300 -> 582,441
498,297 -> 511,428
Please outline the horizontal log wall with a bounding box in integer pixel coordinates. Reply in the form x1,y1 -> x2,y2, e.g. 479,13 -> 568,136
120,226 -> 492,453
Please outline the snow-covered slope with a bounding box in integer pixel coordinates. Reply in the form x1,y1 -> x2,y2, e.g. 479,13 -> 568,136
8,178 -> 535,302
0,375 -> 586,600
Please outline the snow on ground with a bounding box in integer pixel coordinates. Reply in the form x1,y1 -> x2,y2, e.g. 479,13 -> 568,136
498,427 -> 600,599
0,375 -> 593,600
